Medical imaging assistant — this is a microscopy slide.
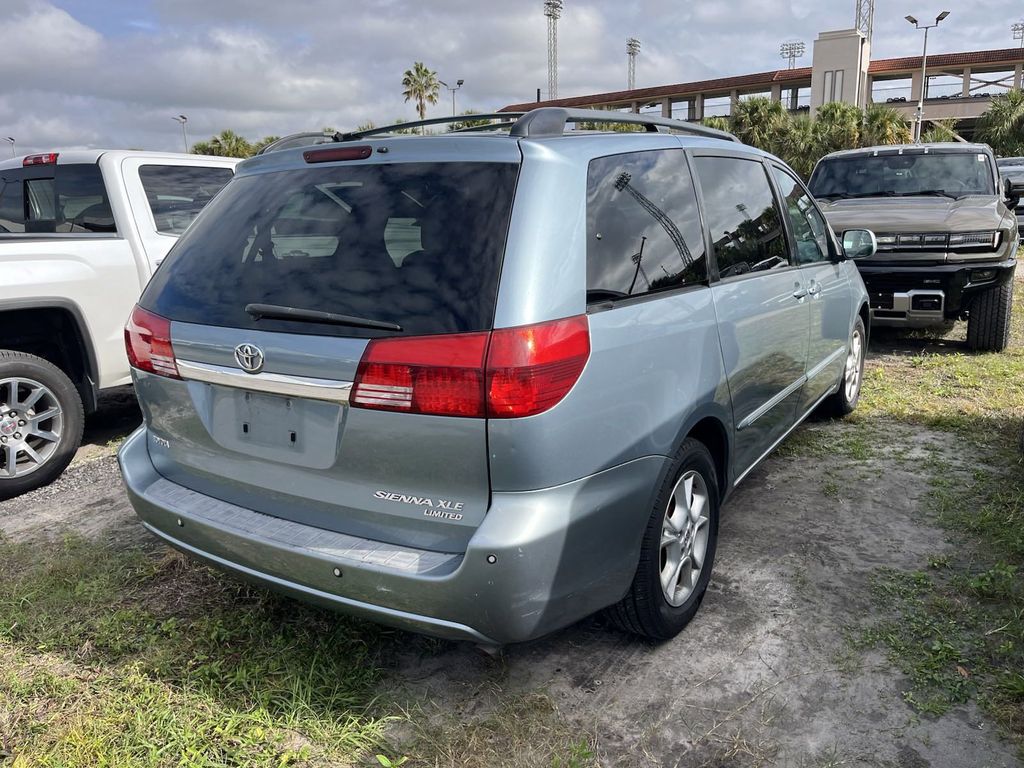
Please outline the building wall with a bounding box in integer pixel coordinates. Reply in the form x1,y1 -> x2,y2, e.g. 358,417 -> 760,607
810,29 -> 871,114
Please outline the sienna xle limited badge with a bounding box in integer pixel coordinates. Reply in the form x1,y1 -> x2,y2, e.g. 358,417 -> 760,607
374,490 -> 465,521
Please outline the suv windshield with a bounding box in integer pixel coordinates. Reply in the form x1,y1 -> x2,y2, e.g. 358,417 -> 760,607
141,161 -> 519,338
810,151 -> 995,200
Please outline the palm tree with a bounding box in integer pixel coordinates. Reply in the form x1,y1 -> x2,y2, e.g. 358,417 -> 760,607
920,119 -> 961,144
701,116 -> 731,133
814,102 -> 862,158
862,104 -> 912,146
977,90 -> 1024,156
778,115 -> 819,179
729,97 -> 789,156
192,129 -> 253,158
401,62 -> 441,132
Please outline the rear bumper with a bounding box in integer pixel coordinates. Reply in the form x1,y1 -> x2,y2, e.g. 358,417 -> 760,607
118,427 -> 664,645
857,257 -> 1016,327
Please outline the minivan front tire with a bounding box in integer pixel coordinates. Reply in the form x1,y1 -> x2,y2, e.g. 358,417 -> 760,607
0,351 -> 84,499
608,438 -> 720,641
824,315 -> 866,417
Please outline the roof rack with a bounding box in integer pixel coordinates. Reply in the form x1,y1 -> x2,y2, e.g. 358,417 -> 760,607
260,107 -> 739,154
507,107 -> 740,142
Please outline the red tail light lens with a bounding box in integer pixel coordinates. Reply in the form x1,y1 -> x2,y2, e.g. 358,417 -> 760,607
350,316 -> 589,419
23,153 -> 59,166
125,306 -> 180,379
351,332 -> 489,417
486,316 -> 590,418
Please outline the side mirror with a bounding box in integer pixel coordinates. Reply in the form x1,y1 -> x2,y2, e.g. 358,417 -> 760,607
1005,176 -> 1023,208
842,229 -> 877,260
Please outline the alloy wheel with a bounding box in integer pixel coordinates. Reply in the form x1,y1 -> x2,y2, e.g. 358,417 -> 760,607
0,377 -> 64,478
659,469 -> 710,607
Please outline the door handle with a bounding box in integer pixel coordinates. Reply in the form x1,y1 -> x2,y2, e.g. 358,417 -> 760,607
807,280 -> 821,297
793,285 -> 808,300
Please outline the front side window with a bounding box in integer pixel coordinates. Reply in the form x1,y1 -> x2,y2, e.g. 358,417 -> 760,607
771,166 -> 831,265
139,165 -> 234,235
693,156 -> 789,278
586,149 -> 707,302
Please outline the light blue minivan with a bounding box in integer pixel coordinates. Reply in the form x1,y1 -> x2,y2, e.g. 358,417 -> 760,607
118,108 -> 873,646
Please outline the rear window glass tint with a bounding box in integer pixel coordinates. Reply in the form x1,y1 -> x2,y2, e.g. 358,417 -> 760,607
139,165 -> 234,235
0,172 -> 25,233
56,164 -> 115,233
142,162 -> 520,338
586,149 -> 707,301
693,156 -> 789,278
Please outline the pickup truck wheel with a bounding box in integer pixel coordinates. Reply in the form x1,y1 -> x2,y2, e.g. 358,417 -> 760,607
824,316 -> 866,417
606,438 -> 719,641
966,281 -> 1014,353
0,351 -> 84,499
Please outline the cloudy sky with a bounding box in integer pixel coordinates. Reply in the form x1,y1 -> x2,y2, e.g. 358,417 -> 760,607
1,0 -> 1020,153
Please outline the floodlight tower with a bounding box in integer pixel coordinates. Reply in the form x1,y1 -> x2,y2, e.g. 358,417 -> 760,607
855,0 -> 875,45
544,0 -> 563,100
1013,22 -> 1024,48
627,38 -> 641,89
779,41 -> 805,69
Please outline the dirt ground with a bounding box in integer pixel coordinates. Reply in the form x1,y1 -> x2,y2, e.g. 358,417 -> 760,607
1,392 -> 1020,766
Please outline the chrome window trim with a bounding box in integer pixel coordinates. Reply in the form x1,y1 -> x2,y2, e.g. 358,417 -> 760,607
176,359 -> 352,405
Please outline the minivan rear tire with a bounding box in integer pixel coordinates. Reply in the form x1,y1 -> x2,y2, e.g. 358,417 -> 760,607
0,350 -> 84,500
607,438 -> 720,641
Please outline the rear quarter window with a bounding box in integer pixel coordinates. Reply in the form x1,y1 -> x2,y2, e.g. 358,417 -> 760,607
139,165 -> 234,235
142,161 -> 520,338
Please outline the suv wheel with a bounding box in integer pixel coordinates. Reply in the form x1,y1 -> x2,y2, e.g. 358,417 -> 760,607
966,280 -> 1014,352
824,316 -> 866,417
607,438 -> 720,640
0,351 -> 84,500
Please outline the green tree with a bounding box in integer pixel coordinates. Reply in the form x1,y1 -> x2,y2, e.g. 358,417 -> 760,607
862,104 -> 912,146
977,90 -> 1024,156
401,62 -> 441,131
449,109 -> 499,132
701,115 -> 731,133
777,115 -> 819,179
251,135 -> 281,154
813,101 -> 862,157
920,118 -> 961,144
191,129 -> 253,158
729,97 -> 789,156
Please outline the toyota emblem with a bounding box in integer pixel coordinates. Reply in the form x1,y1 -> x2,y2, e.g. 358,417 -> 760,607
234,343 -> 264,374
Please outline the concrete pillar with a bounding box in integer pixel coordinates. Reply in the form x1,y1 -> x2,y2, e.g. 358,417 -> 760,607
1015,64 -> 1023,90
962,67 -> 972,97
910,70 -> 923,102
770,83 -> 782,102
662,98 -> 672,118
631,101 -> 639,114
693,94 -> 704,121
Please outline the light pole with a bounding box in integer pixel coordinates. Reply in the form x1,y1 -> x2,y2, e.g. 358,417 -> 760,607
906,11 -> 950,142
1013,22 -> 1024,48
779,41 -> 806,70
2,137 -> 14,158
171,115 -> 189,152
439,80 -> 464,116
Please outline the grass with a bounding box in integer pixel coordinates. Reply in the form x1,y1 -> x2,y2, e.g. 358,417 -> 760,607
848,257 -> 1024,750
0,538 -> 594,767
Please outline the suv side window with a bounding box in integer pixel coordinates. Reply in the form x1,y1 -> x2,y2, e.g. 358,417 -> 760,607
693,156 -> 789,278
139,165 -> 233,236
770,165 -> 831,265
0,172 -> 25,233
586,149 -> 707,302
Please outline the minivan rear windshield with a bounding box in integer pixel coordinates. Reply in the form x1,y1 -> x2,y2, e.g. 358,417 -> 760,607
809,151 -> 995,199
141,161 -> 520,338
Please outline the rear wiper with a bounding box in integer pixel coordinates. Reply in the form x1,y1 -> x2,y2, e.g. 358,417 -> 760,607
244,303 -> 403,332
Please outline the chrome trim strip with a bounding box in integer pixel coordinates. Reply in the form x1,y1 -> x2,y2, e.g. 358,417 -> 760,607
733,386 -> 836,487
176,359 -> 352,405
806,346 -> 846,381
737,374 -> 807,431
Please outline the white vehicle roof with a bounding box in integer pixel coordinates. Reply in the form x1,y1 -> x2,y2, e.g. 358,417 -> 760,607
0,150 -> 239,171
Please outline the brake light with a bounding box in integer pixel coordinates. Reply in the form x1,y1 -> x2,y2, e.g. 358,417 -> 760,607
303,146 -> 372,163
486,316 -> 590,418
23,153 -> 58,166
125,306 -> 179,379
350,316 -> 590,419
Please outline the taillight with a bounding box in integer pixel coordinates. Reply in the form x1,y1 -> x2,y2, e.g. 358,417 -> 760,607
486,316 -> 590,418
351,332 -> 489,417
125,306 -> 179,379
350,316 -> 590,419
23,153 -> 58,166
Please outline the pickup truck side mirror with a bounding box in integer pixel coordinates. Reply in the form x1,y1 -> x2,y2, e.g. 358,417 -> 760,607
1004,176 -> 1023,208
841,229 -> 877,260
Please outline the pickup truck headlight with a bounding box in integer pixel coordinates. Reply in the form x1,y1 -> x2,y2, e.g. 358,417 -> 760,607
948,231 -> 1000,250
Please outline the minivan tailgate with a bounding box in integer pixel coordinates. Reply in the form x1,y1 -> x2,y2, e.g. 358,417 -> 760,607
137,322 -> 490,553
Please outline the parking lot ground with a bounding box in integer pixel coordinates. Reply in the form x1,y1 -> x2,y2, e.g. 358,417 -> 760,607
2,270 -> 1023,767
